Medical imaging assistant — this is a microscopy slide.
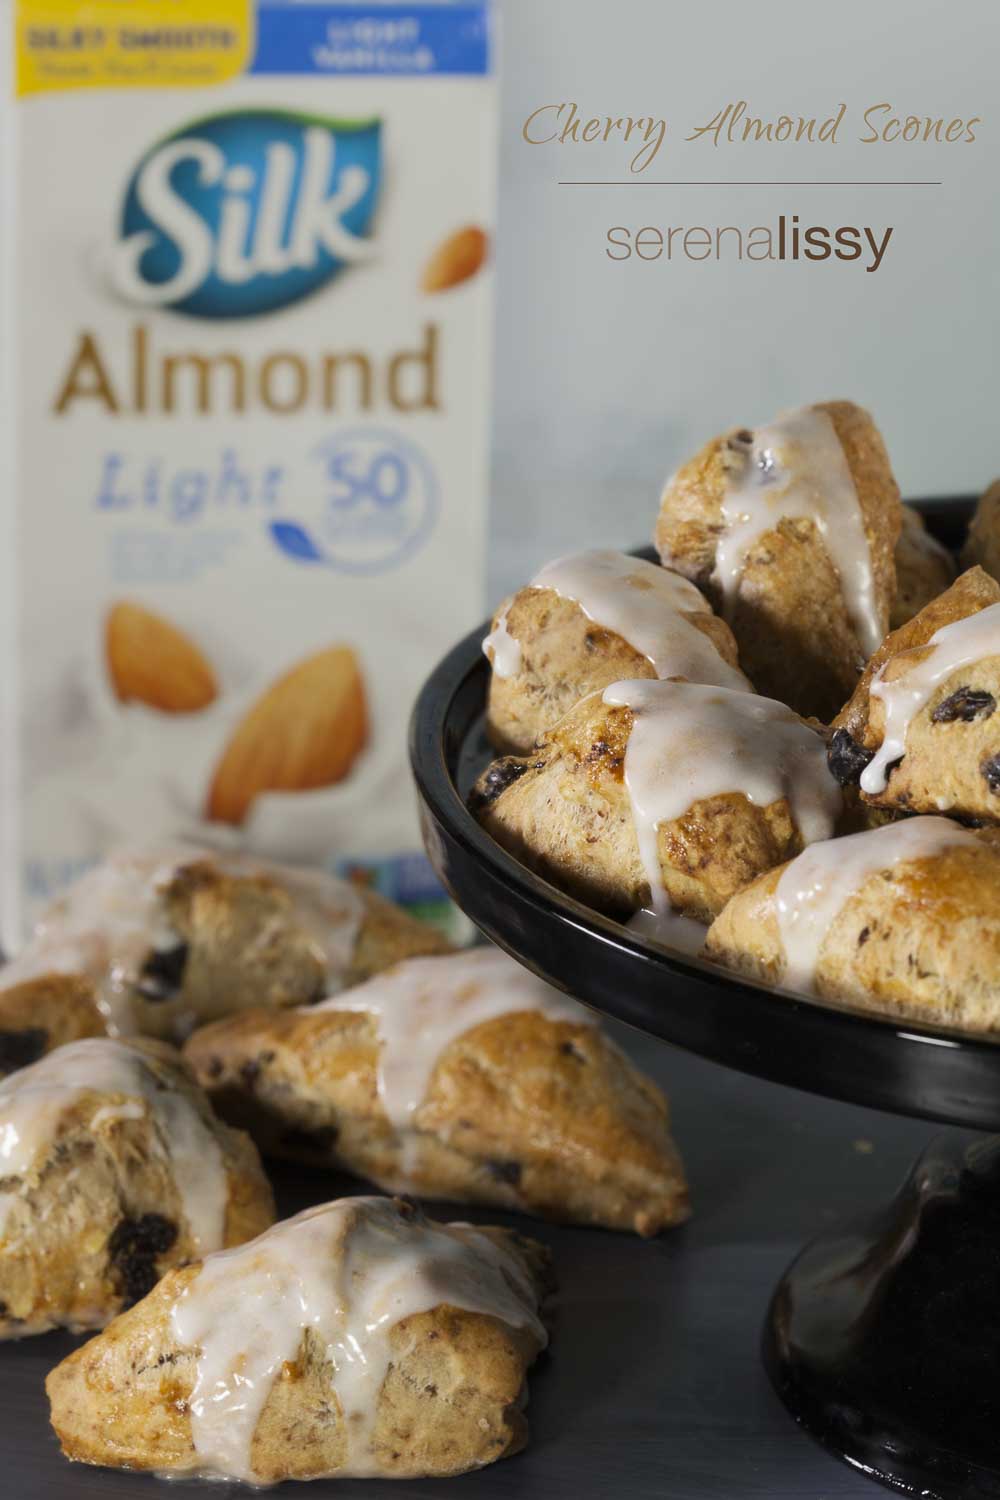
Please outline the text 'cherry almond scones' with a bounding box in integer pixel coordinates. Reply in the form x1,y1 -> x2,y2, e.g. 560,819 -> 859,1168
0,1038 -> 274,1338
829,567 -> 1000,822
655,400 -> 901,721
0,843 -> 449,1057
472,681 -> 841,936
482,548 -> 750,754
705,818 -> 1000,1032
47,1196 -> 551,1484
185,946 -> 689,1236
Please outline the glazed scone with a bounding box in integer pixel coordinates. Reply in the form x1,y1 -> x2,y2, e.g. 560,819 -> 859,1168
1,843 -> 449,1048
655,401 -> 901,721
185,946 -> 688,1237
0,972 -> 105,1076
0,1037 -> 274,1338
829,568 -> 1000,822
705,818 -> 1000,1032
891,506 -> 956,629
47,1196 -> 550,1484
483,549 -> 749,754
961,478 -> 1000,582
472,680 -> 841,928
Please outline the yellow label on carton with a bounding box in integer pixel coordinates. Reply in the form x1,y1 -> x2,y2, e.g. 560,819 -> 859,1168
16,0 -> 252,96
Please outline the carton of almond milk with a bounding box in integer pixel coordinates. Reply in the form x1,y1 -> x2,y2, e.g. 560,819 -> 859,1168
2,1 -> 496,941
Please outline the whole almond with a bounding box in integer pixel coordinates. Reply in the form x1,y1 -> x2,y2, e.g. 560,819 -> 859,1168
421,225 -> 488,293
106,602 -> 217,714
206,646 -> 368,826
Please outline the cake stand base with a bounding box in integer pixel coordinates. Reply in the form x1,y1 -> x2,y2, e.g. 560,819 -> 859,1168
763,1134 -> 1000,1499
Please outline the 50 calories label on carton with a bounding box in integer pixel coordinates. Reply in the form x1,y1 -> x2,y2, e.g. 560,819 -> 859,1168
7,2 -> 496,937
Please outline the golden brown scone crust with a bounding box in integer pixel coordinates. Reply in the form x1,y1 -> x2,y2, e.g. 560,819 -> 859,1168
47,1205 -> 550,1482
485,585 -> 742,755
891,506 -> 956,630
962,479 -> 1000,582
472,690 -> 825,924
654,401 -> 901,721
0,1041 -> 274,1338
0,974 -> 105,1074
830,568 -> 1000,822
184,994 -> 688,1237
7,856 -> 450,1045
705,828 -> 1000,1032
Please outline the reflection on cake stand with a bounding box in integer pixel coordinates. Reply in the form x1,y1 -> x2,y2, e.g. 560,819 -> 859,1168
410,497 -> 1000,1499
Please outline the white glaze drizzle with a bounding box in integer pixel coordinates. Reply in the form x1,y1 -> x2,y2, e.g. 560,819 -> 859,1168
317,947 -> 592,1130
774,816 -> 980,996
170,1196 -> 546,1482
0,844 -> 364,1031
0,1038 -> 226,1251
482,609 -> 522,680
603,680 -> 840,924
861,602 -> 1000,794
485,549 -> 749,691
627,907 -> 708,957
711,407 -> 883,658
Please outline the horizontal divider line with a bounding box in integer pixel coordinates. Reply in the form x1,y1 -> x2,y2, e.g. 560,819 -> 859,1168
556,179 -> 943,187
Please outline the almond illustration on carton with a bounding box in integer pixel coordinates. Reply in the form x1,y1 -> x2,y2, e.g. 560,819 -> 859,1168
106,601 -> 218,714
420,225 -> 488,293
206,646 -> 368,826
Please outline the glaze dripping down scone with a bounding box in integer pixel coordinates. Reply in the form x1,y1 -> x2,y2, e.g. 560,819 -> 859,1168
829,567 -> 1000,822
891,506 -> 956,630
184,946 -> 687,1238
47,1196 -> 551,1484
961,478 -> 1000,583
705,818 -> 1000,1033
483,548 -> 749,754
472,680 -> 841,927
0,843 -> 449,1052
655,400 -> 901,721
0,1038 -> 274,1338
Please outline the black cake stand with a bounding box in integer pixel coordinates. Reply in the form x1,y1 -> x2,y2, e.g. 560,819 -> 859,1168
409,496 -> 1000,1500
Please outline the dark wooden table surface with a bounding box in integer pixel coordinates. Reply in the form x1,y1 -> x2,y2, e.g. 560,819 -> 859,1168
7,1019 -> 951,1499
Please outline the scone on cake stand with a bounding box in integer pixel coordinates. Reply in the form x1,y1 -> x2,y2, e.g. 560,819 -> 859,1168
411,488 -> 1000,1500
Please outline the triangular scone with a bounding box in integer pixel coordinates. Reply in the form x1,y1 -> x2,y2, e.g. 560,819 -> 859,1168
891,506 -> 956,629
47,1196 -> 551,1484
0,1037 -> 274,1337
829,568 -> 1000,822
184,947 -> 689,1236
655,400 -> 901,721
483,548 -> 749,755
705,818 -> 1000,1032
471,682 -> 841,925
0,843 -> 449,1049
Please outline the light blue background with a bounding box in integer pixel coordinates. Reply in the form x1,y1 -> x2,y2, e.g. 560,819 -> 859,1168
488,0 -> 998,598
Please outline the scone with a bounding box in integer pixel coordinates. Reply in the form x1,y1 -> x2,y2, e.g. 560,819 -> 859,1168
483,548 -> 749,754
472,680 -> 841,927
829,567 -> 1000,822
1,843 -> 449,1048
47,1196 -> 550,1484
891,505 -> 956,629
0,1037 -> 274,1338
184,946 -> 689,1237
705,817 -> 1000,1032
655,400 -> 901,720
0,972 -> 105,1077
961,478 -> 1000,582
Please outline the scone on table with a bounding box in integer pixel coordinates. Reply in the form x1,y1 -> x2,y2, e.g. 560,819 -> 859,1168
0,843 -> 449,1053
47,1195 -> 551,1484
0,1037 -> 274,1338
829,567 -> 1000,823
655,400 -> 901,721
472,680 -> 841,929
483,548 -> 749,754
705,818 -> 1000,1033
185,945 -> 688,1237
